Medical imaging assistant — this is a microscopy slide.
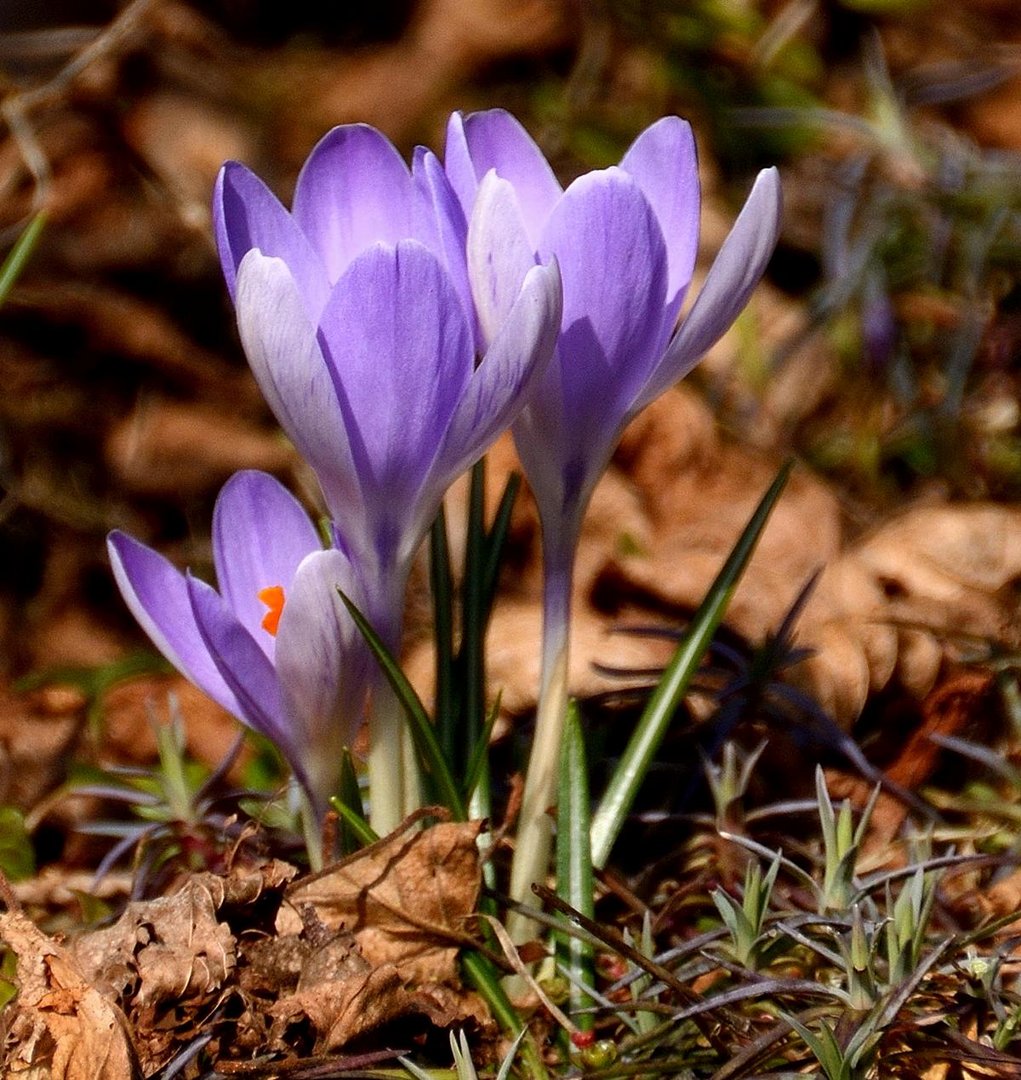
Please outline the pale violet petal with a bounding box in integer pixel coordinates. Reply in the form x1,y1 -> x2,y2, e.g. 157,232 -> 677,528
630,166 -> 782,416
443,111 -> 478,224
234,250 -> 365,527
211,471 -> 321,658
107,532 -> 244,719
317,241 -> 473,521
460,109 -> 562,247
467,171 -> 538,346
292,124 -> 416,283
537,167 -> 671,431
275,549 -> 368,801
213,162 -> 329,317
619,117 -> 700,313
186,574 -> 302,778
412,146 -> 477,344
436,259 -> 562,492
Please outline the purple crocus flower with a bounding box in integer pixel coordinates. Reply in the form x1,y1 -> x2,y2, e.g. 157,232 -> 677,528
212,122 -> 563,830
212,123 -> 562,646
445,109 -> 782,919
108,470 -> 368,815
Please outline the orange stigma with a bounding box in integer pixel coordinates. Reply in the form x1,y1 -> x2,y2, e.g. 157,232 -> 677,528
257,585 -> 285,636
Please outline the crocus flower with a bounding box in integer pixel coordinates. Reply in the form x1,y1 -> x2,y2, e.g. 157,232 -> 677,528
212,123 -> 563,830
445,109 -> 782,921
108,470 -> 368,817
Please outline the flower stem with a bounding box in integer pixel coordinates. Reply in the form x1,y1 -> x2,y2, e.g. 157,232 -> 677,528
507,536 -> 575,944
360,575 -> 423,834
367,678 -> 407,835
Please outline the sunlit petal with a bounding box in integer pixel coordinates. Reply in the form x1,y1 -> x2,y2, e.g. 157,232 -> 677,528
211,470 -> 321,657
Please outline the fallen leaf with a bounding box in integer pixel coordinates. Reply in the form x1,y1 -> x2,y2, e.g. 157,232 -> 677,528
282,817 -> 484,986
0,909 -> 140,1079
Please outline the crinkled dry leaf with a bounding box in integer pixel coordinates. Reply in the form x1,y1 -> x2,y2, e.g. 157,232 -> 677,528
0,909 -> 140,1079
71,874 -> 236,1009
270,963 -> 489,1053
282,818 -> 483,986
270,963 -> 406,1051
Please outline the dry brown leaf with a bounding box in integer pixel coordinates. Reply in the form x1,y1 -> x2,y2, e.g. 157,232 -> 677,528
269,963 -> 489,1052
270,964 -> 407,1050
282,818 -> 483,986
854,503 -> 1021,626
71,875 -> 236,1009
432,389 -> 1021,733
0,909 -> 140,1079
479,599 -> 675,717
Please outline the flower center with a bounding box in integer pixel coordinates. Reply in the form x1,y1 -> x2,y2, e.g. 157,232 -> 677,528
257,585 -> 285,636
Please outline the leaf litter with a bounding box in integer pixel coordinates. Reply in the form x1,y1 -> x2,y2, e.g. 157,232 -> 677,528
3,818 -> 487,1075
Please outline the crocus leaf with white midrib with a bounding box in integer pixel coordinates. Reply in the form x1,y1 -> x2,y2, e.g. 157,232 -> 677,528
108,470 -> 369,817
212,121 -> 564,832
447,108 -> 783,932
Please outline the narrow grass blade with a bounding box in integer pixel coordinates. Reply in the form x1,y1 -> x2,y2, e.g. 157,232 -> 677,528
0,213 -> 45,306
590,460 -> 793,869
461,460 -> 488,773
556,702 -> 595,1030
482,471 -> 521,604
463,693 -> 501,804
339,589 -> 466,820
461,950 -> 548,1080
329,794 -> 379,849
336,748 -> 368,854
429,504 -> 457,760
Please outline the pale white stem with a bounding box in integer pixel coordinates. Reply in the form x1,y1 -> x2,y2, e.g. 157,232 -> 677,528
360,565 -> 424,834
399,716 -> 422,818
507,536 -> 575,945
367,678 -> 407,835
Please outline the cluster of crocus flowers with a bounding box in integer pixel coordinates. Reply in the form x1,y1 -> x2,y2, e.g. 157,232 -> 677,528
109,110 -> 780,876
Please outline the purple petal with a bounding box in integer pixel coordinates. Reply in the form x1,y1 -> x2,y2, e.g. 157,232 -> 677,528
275,549 -> 368,800
292,125 -> 416,284
620,117 -> 700,314
186,574 -> 302,777
538,168 -> 672,430
213,163 -> 329,317
512,373 -> 614,541
459,109 -> 562,247
107,532 -> 245,720
211,471 -> 321,657
412,146 -> 477,346
438,260 -> 562,487
631,166 -> 782,415
443,112 -> 478,224
466,172 -> 538,346
234,251 -> 367,528
317,241 -> 474,533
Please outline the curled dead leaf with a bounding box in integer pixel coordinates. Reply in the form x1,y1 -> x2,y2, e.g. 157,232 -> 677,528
70,875 -> 236,1009
282,817 -> 484,987
0,909 -> 140,1079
